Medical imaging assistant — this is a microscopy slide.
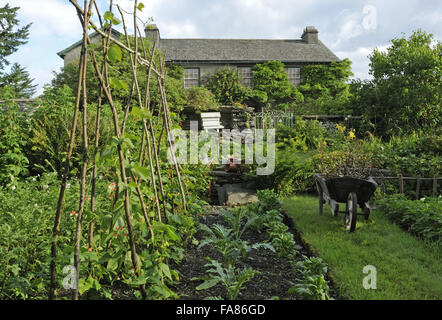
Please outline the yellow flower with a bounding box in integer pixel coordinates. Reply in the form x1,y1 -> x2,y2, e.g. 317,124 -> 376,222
336,124 -> 346,133
347,130 -> 356,140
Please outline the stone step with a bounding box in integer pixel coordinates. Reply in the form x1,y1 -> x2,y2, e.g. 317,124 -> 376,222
217,183 -> 258,206
209,170 -> 242,177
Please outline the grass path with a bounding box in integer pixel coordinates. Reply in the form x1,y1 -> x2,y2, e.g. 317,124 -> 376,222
283,195 -> 442,300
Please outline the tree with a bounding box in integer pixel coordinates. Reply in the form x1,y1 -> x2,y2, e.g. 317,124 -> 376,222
297,58 -> 353,115
367,30 -> 442,137
0,4 -> 31,71
2,63 -> 37,98
251,60 -> 302,110
0,4 -> 34,97
51,37 -> 187,112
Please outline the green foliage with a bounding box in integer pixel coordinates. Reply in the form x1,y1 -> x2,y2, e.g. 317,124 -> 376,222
0,85 -> 17,100
251,61 -> 302,109
243,59 -> 352,113
379,131 -> 442,177
51,36 -> 187,113
196,196 -> 280,299
257,120 -> 330,195
0,4 -> 31,71
276,119 -> 329,151
1,63 -> 37,98
289,255 -> 331,300
184,86 -> 219,112
0,173 -> 77,298
196,258 -> 259,300
0,4 -> 35,98
26,85 -> 114,176
204,67 -> 247,105
376,195 -> 442,244
264,217 -> 298,261
364,30 -> 442,138
198,219 -> 274,267
0,169 -> 201,299
297,58 -> 353,115
314,139 -> 381,178
244,189 -> 332,299
27,85 -> 76,174
255,189 -> 283,214
0,102 -> 30,185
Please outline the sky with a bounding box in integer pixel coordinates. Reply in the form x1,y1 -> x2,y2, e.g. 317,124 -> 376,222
5,0 -> 442,96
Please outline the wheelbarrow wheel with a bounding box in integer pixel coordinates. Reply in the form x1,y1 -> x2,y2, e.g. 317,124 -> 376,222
345,192 -> 357,232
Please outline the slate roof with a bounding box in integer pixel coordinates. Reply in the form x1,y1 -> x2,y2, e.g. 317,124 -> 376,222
57,28 -> 340,64
57,29 -> 123,58
159,38 -> 340,64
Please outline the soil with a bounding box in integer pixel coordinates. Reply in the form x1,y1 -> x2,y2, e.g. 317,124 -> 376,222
74,205 -> 339,300
170,206 -> 339,300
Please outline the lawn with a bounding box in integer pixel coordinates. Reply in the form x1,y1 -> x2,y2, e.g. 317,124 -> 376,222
283,195 -> 442,300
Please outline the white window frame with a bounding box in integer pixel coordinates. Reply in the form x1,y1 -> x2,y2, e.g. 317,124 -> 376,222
287,67 -> 301,87
238,67 -> 253,88
184,68 -> 200,89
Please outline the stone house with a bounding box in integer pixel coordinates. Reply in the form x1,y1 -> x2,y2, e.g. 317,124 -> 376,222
57,29 -> 123,67
57,25 -> 340,89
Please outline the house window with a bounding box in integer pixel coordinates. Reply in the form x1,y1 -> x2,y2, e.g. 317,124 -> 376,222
184,68 -> 200,89
287,67 -> 301,87
238,67 -> 253,88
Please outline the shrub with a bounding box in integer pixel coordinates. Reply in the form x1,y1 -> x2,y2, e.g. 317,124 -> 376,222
380,131 -> 442,177
376,195 -> 442,244
204,67 -> 247,105
184,86 -> 219,112
275,119 -> 329,151
251,61 -> 303,110
297,58 -> 353,115
0,102 -> 30,185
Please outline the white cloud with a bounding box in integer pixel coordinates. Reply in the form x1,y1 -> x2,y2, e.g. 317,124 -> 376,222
7,0 -> 81,39
162,22 -> 198,38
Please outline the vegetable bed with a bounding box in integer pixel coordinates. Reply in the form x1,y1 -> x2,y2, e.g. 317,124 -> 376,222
171,191 -> 337,300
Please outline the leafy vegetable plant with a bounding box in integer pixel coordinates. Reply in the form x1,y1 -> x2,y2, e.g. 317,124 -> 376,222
195,258 -> 260,300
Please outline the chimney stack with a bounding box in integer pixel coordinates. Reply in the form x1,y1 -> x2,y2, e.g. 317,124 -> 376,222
145,24 -> 160,45
301,26 -> 318,44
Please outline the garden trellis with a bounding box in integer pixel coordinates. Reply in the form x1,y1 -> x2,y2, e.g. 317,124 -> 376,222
49,0 -> 187,300
254,111 -> 294,129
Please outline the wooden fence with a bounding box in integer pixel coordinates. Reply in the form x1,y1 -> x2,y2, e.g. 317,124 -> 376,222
372,174 -> 441,199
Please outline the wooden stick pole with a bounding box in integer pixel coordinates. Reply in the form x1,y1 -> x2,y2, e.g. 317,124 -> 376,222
416,176 -> 421,200
399,174 -> 404,194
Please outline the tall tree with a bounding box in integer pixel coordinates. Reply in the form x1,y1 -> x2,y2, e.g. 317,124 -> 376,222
367,29 -> 442,137
0,4 -> 32,71
0,4 -> 34,98
2,62 -> 37,98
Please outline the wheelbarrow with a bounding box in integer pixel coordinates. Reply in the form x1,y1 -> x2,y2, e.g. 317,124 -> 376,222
314,174 -> 378,232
